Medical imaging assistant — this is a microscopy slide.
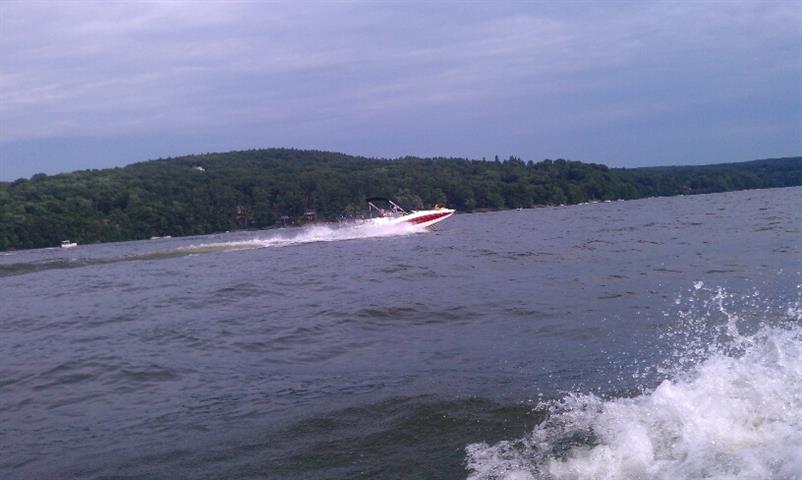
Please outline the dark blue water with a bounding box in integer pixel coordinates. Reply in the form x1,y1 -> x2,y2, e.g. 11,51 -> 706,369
1,187 -> 800,479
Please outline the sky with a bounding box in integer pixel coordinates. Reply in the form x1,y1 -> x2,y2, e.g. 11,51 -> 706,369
1,0 -> 800,180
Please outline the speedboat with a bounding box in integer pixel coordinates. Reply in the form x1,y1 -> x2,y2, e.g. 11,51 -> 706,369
61,240 -> 77,248
367,198 -> 455,228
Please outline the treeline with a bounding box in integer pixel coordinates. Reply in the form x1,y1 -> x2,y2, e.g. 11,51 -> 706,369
1,149 -> 800,250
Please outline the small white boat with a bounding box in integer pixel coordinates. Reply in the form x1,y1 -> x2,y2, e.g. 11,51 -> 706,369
367,198 -> 455,228
61,240 -> 77,248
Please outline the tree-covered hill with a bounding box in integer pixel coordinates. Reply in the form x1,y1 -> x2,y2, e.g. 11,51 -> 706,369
1,149 -> 800,251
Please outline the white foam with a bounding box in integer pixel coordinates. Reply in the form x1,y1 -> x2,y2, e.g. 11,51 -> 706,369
181,221 -> 424,253
466,290 -> 802,480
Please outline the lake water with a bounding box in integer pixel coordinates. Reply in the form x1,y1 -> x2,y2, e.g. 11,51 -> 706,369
1,187 -> 800,479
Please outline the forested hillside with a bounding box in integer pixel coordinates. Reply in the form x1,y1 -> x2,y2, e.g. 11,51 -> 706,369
1,149 -> 800,250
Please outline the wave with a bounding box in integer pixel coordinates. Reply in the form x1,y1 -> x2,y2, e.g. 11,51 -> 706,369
465,286 -> 802,480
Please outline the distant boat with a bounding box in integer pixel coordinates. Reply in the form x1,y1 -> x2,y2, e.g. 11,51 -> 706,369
61,240 -> 77,248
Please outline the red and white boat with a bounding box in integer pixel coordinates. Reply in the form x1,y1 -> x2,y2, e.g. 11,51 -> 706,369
367,198 -> 455,228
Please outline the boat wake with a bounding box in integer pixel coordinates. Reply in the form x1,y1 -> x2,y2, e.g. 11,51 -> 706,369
180,221 -> 426,254
0,222 -> 427,278
465,284 -> 802,480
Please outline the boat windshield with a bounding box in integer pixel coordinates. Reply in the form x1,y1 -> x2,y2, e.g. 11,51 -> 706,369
366,198 -> 408,218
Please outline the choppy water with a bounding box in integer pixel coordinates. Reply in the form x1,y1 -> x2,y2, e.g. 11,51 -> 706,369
1,187 -> 800,480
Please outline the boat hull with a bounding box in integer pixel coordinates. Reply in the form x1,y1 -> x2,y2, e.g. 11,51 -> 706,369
371,208 -> 455,228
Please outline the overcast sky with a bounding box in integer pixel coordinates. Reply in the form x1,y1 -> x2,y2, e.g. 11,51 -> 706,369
1,0 -> 800,180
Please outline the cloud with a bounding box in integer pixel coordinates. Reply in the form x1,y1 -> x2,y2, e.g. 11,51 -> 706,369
0,0 -> 799,177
